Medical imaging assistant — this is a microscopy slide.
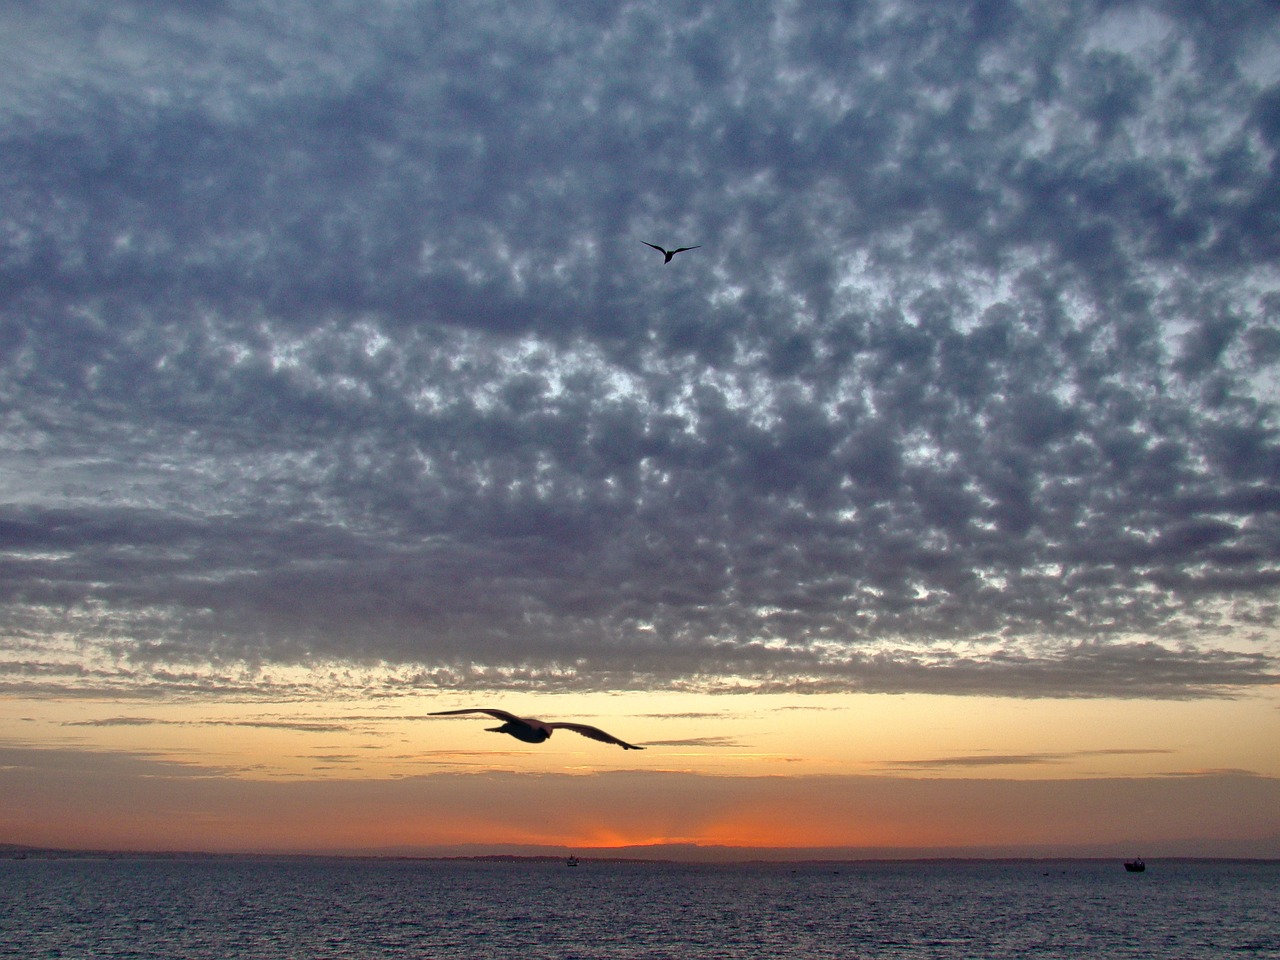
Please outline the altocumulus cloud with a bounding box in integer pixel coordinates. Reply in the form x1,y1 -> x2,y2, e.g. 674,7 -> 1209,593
1,0 -> 1279,699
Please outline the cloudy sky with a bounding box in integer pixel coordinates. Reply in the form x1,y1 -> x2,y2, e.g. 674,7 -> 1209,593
2,0 -> 1279,856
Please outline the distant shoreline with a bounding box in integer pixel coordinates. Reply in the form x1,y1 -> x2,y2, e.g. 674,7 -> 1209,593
4,844 -> 1277,866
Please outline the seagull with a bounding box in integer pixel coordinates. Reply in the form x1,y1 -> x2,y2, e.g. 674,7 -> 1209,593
430,708 -> 645,750
641,241 -> 701,263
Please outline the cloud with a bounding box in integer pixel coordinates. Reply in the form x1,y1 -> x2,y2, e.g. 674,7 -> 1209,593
2,0 -> 1279,699
64,716 -> 352,733
881,754 -> 1079,769
0,742 -> 232,780
640,736 -> 745,748
878,747 -> 1175,770
4,743 -> 1278,856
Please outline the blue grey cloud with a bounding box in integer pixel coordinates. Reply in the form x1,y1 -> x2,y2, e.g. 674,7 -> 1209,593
1,0 -> 1279,698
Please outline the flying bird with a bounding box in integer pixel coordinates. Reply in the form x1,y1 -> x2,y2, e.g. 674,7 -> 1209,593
430,708 -> 645,750
642,241 -> 701,263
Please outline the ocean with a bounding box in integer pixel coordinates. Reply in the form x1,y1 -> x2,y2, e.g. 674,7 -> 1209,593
2,857 -> 1276,959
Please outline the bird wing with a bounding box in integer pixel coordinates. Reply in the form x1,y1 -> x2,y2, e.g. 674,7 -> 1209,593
430,708 -> 524,723
641,241 -> 668,254
671,246 -> 701,254
549,722 -> 644,750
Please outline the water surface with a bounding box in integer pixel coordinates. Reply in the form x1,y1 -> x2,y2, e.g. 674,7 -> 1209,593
3,858 -> 1276,959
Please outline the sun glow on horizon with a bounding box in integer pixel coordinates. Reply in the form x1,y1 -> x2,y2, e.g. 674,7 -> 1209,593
3,685 -> 1278,856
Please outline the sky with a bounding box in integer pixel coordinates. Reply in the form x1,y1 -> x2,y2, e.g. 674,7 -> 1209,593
1,0 -> 1279,859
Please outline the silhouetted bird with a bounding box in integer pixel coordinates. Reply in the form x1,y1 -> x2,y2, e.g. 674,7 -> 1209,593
642,241 -> 701,263
429,708 -> 645,750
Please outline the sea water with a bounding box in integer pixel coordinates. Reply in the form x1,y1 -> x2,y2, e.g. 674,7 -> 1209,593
2,858 -> 1277,959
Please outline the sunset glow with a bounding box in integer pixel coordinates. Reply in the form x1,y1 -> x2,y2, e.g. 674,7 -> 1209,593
3,688 -> 1277,857
3,0 -> 1279,861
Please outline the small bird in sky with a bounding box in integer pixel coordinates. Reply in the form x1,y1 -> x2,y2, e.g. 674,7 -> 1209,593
430,708 -> 645,750
641,241 -> 701,263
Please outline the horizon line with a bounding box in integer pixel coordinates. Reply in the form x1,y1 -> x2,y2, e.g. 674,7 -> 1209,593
6,840 -> 1277,865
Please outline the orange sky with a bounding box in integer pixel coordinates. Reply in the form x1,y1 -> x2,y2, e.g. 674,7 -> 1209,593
3,689 -> 1278,858
4,0 -> 1280,868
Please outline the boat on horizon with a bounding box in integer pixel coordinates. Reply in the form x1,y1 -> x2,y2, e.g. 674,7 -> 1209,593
566,855 -> 580,867
1124,858 -> 1145,872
